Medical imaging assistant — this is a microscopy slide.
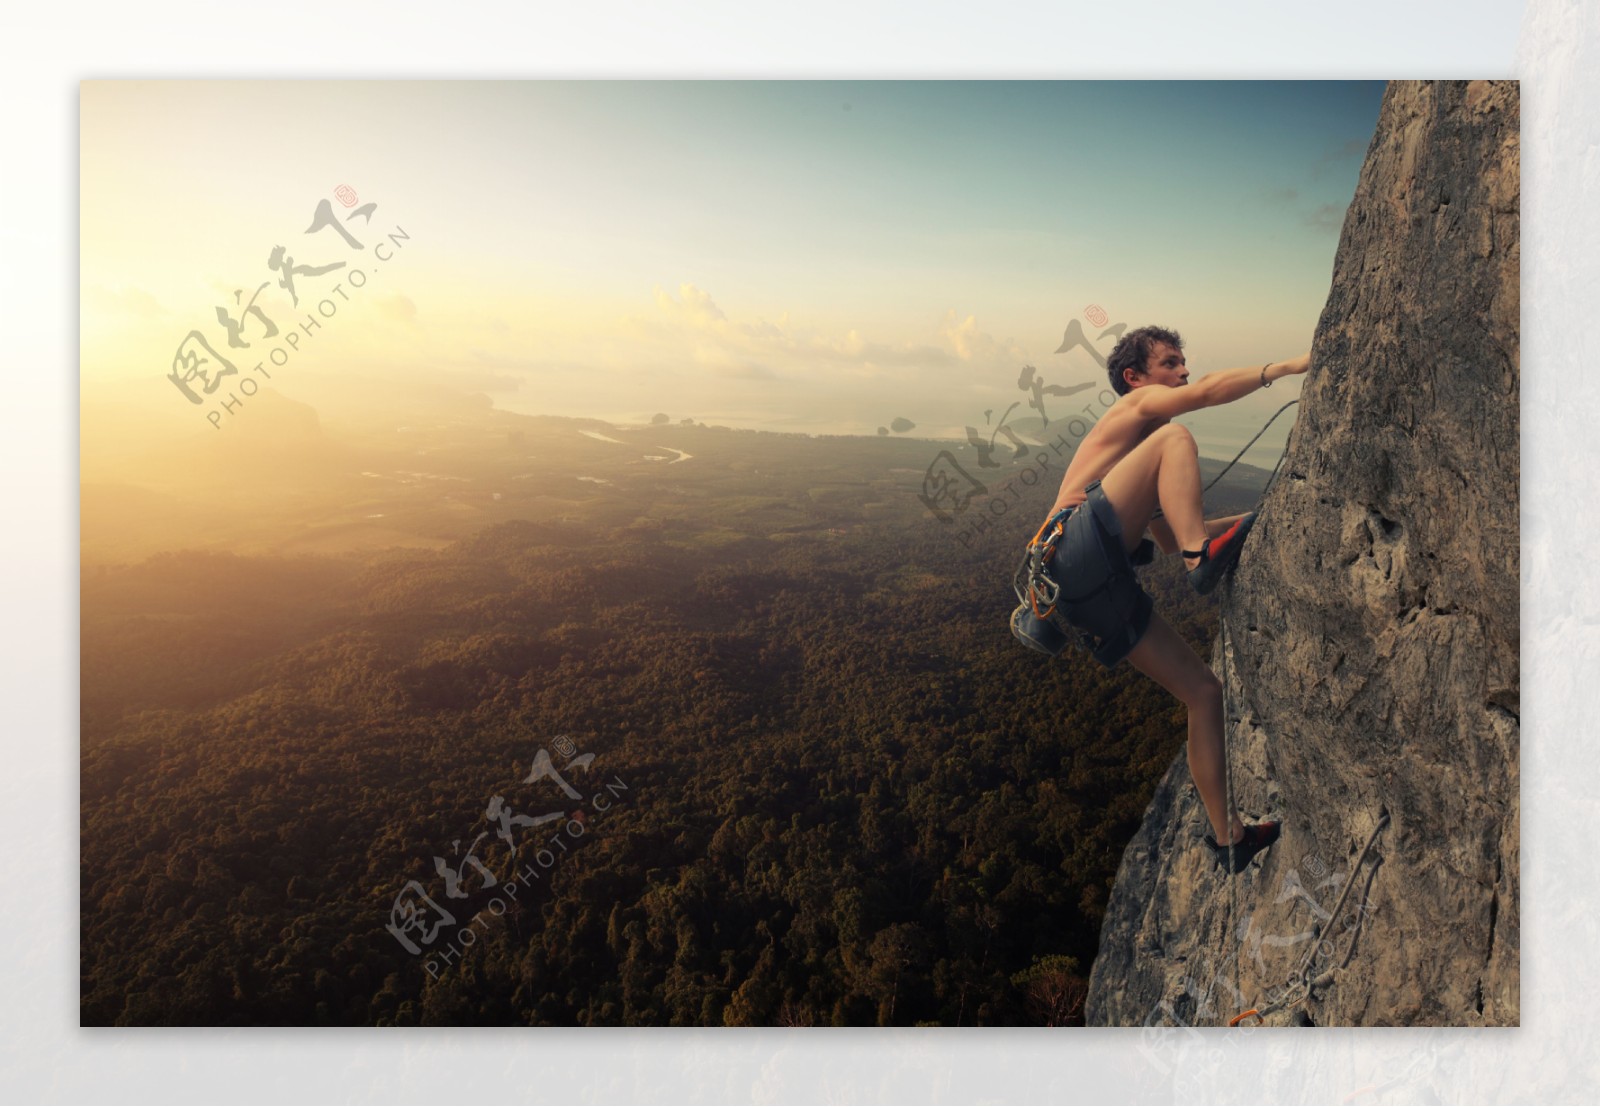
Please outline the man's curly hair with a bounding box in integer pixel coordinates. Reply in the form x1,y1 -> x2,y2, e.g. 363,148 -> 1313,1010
1107,325 -> 1184,395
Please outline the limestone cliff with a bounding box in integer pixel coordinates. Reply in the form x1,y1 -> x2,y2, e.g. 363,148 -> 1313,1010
1086,80 -> 1519,1027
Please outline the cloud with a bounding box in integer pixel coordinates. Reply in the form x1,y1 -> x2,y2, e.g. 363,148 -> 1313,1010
644,287 -> 1028,378
936,308 -> 1029,366
559,284 -> 1050,440
627,284 -> 1038,386
653,282 -> 728,329
939,311 -> 982,360
375,293 -> 418,324
734,317 -> 785,339
800,331 -> 960,377
813,328 -> 868,359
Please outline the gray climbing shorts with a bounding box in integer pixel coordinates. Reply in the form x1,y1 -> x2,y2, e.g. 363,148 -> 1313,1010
1046,481 -> 1155,667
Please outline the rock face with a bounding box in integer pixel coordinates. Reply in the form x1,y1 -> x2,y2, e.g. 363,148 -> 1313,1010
1087,80 -> 1519,1027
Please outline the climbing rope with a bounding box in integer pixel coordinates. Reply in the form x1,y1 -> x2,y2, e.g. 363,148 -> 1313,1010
1207,400 -> 1300,497
1211,398 -> 1299,880
1256,406 -> 1299,499
1151,400 -> 1300,523
1196,392 -> 1388,1027
1227,812 -> 1391,1026
1206,399 -> 1299,1020
1221,573 -> 1241,1007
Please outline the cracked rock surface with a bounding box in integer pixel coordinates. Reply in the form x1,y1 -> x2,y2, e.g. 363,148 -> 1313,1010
1086,80 -> 1519,1027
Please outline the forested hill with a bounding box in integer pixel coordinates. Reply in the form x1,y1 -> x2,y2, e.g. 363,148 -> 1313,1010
82,415 -> 1269,1026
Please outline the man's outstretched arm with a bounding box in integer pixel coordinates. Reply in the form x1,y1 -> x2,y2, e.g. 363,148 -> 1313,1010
1193,354 -> 1309,408
1133,353 -> 1310,421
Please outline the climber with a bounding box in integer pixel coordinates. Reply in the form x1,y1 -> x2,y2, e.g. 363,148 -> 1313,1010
1012,325 -> 1310,873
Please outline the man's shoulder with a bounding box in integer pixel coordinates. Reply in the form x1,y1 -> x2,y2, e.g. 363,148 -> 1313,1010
1100,393 -> 1165,434
1123,380 -> 1210,421
1117,384 -> 1180,411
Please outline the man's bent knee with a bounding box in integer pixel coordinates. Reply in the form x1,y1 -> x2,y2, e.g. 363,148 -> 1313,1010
1155,423 -> 1197,451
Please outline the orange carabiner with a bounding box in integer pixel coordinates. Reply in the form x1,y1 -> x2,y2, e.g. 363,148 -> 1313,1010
1028,515 -> 1058,550
1228,1008 -> 1261,1027
1029,590 -> 1055,620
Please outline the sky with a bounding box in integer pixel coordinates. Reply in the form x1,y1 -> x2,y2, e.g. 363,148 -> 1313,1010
81,80 -> 1385,452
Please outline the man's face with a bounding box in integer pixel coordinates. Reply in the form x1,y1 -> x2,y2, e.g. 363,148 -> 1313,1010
1129,342 -> 1189,390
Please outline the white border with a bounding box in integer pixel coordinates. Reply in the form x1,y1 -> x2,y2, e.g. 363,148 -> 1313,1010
11,0 -> 1592,1102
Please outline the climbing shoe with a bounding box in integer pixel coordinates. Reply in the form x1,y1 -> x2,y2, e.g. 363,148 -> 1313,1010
1010,603 -> 1068,656
1204,820 -> 1281,873
1183,512 -> 1257,596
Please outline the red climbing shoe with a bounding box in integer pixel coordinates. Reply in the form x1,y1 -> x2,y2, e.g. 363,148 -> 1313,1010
1204,820 -> 1281,873
1184,512 -> 1257,596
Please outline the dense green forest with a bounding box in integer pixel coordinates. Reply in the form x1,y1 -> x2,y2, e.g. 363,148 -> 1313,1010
81,413 -> 1264,1026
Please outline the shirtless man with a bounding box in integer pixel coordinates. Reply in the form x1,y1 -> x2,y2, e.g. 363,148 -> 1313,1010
1013,325 -> 1310,872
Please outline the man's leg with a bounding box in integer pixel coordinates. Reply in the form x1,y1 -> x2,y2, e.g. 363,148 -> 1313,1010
1097,424 -> 1210,568
1124,610 -> 1244,846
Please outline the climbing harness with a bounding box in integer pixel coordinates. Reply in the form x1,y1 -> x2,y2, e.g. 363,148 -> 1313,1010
1015,506 -> 1074,622
1011,481 -> 1154,665
1227,812 -> 1392,1026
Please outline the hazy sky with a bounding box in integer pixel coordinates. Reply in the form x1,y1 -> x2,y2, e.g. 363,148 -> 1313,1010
81,80 -> 1383,448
